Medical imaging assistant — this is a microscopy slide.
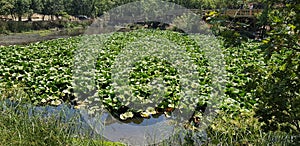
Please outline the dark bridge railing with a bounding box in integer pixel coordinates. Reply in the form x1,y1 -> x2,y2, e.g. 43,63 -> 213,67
190,9 -> 263,18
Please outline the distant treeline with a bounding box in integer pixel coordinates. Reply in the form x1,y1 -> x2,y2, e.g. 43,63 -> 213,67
0,19 -> 92,34
0,0 -> 263,21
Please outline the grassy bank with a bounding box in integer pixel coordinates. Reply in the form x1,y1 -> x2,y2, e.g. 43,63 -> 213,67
0,87 -> 296,146
0,97 -> 297,146
0,20 -> 92,34
0,27 -> 86,46
0,86 -> 124,146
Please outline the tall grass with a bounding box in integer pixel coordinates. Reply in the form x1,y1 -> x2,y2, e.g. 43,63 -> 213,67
205,110 -> 299,145
0,85 -> 123,146
147,110 -> 298,146
1,84 -> 298,146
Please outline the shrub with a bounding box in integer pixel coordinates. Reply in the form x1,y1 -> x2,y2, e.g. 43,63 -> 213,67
207,110 -> 298,145
254,48 -> 300,134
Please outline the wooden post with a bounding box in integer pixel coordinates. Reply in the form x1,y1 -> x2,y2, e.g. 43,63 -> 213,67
248,3 -> 253,16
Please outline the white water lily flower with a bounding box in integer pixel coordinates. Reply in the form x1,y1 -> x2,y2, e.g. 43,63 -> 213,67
140,112 -> 150,118
146,107 -> 156,115
164,111 -> 172,118
41,99 -> 47,103
168,104 -> 175,108
120,111 -> 134,120
51,100 -> 62,106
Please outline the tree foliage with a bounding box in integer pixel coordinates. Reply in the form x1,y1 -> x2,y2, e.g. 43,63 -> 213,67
0,0 -> 265,19
0,0 -> 14,15
255,0 -> 300,134
259,0 -> 299,53
14,0 -> 30,21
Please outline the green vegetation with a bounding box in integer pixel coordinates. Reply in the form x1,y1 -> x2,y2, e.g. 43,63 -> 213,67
0,0 -> 299,145
1,28 -> 299,145
206,110 -> 296,145
255,0 -> 300,134
0,85 -> 124,146
89,30 -> 214,120
1,30 -> 213,120
0,37 -> 78,105
0,0 -> 265,20
0,20 -> 92,34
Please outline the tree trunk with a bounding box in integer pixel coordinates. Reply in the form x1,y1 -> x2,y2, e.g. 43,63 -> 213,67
28,16 -> 32,21
10,11 -> 15,21
18,15 -> 22,21
55,14 -> 60,20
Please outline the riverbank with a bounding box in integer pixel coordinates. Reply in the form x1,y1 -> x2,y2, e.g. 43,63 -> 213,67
0,27 -> 86,46
0,98 -> 125,146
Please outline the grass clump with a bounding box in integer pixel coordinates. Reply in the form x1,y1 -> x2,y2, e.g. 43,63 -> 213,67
0,85 -> 124,146
206,110 -> 298,145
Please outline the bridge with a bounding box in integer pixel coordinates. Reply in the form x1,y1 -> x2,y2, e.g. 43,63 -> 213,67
190,9 -> 263,18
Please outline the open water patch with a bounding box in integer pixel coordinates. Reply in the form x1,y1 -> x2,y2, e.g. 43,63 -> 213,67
0,99 -> 209,145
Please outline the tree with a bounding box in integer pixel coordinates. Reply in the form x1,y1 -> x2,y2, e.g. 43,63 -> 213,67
255,0 -> 300,134
62,0 -> 73,16
28,0 -> 42,21
69,0 -> 96,17
0,0 -> 14,16
40,0 -> 66,20
13,0 -> 30,21
259,0 -> 299,53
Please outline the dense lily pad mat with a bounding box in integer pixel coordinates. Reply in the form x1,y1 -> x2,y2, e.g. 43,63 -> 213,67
0,29 -> 213,120
0,29 -> 268,123
0,37 -> 78,105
